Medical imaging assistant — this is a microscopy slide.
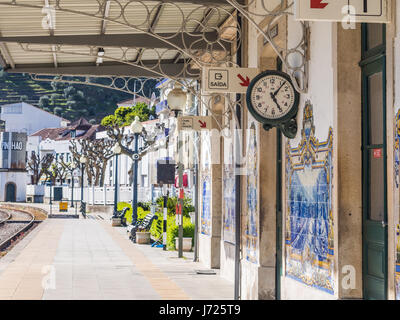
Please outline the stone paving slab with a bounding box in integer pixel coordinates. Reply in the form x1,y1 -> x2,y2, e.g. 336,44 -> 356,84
0,216 -> 233,300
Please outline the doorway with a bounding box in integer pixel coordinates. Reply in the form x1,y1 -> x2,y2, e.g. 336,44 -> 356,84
5,182 -> 16,202
360,23 -> 388,300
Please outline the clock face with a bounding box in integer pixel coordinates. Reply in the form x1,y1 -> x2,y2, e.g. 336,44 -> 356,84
249,73 -> 296,120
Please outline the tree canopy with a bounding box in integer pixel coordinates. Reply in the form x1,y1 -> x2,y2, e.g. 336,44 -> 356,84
101,102 -> 156,128
0,67 -> 160,123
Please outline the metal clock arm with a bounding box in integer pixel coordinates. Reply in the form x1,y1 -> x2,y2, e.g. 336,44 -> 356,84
270,93 -> 283,112
273,82 -> 286,97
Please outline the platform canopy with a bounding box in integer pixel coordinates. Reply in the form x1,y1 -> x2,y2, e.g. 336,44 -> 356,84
0,0 -> 242,80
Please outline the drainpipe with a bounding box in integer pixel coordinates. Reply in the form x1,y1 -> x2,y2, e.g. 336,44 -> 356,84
234,13 -> 242,301
193,83 -> 200,262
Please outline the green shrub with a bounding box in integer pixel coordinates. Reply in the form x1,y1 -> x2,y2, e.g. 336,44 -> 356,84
117,201 -> 194,250
117,202 -> 146,224
155,196 -> 195,218
137,201 -> 152,211
118,202 -> 161,239
167,216 -> 194,250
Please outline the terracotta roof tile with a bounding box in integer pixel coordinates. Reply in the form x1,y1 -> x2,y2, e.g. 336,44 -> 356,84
30,123 -> 102,141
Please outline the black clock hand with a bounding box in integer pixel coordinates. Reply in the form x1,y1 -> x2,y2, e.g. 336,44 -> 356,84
273,82 -> 285,97
270,93 -> 282,112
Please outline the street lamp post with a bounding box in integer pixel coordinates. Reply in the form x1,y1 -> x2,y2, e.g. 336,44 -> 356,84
112,143 -> 122,217
70,162 -> 77,208
167,82 -> 188,258
158,111 -> 170,251
130,116 -> 143,227
49,180 -> 52,215
79,155 -> 88,217
106,116 -> 165,242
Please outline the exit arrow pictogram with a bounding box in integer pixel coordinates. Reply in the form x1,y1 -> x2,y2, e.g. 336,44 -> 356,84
311,0 -> 328,9
198,120 -> 207,128
237,74 -> 250,87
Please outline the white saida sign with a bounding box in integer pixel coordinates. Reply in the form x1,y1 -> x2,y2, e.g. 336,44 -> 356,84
177,116 -> 212,131
296,0 -> 390,23
202,67 -> 259,93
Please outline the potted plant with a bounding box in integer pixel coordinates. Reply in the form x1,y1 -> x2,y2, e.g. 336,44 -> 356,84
136,230 -> 151,244
175,237 -> 192,252
112,217 -> 122,227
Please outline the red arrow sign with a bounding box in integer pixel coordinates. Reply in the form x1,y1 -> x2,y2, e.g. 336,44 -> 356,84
237,74 -> 250,87
198,120 -> 207,128
311,0 -> 328,9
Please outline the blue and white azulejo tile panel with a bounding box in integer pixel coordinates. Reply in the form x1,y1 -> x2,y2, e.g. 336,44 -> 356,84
285,102 -> 335,294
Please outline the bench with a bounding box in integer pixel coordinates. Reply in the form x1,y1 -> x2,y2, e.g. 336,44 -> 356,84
127,213 -> 158,243
111,207 -> 130,226
151,218 -> 164,247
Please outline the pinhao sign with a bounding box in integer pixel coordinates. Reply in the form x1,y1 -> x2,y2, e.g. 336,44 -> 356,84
0,132 -> 27,170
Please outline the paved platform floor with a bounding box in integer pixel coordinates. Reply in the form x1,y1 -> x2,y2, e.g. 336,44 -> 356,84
0,217 -> 233,300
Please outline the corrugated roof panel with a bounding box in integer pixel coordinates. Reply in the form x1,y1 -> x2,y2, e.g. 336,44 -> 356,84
52,45 -> 96,64
104,1 -> 158,35
4,43 -> 53,64
0,5 -> 48,37
54,13 -> 101,36
0,1 -> 236,69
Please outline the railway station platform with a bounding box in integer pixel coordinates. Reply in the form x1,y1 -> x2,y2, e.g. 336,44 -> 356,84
0,209 -> 233,300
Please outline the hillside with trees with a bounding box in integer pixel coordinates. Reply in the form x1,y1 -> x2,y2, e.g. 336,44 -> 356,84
0,67 -> 159,124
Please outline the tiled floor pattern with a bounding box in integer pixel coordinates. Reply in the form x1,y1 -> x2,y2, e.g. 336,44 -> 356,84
0,220 -> 64,299
0,218 -> 233,300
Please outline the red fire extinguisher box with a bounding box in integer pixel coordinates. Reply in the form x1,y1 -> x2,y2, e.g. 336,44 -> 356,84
175,172 -> 188,188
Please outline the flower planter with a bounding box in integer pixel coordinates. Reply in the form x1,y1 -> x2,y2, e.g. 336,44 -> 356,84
175,237 -> 192,252
112,217 -> 122,227
136,232 -> 151,244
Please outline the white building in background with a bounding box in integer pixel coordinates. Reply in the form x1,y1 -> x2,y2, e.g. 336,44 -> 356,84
0,132 -> 30,202
0,102 -> 68,135
27,118 -> 101,185
96,118 -> 172,202
117,96 -> 152,108
95,90 -> 196,205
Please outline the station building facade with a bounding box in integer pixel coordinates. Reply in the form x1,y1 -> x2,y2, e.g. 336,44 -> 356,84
196,0 -> 400,300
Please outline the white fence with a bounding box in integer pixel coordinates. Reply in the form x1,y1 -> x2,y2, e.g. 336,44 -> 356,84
44,185 -> 193,205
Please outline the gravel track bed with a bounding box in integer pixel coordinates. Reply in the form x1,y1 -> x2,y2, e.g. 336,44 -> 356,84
8,210 -> 32,221
0,223 -> 27,242
0,211 -> 9,221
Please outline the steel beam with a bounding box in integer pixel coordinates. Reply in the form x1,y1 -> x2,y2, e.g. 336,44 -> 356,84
44,0 -> 58,68
174,8 -> 214,63
0,32 -> 226,50
134,2 -> 165,62
0,42 -> 14,69
0,51 -> 7,68
159,0 -> 243,4
100,1 -> 111,35
5,62 -> 200,78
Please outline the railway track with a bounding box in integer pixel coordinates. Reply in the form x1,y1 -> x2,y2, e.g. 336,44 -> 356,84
0,208 -> 35,252
0,210 -> 11,224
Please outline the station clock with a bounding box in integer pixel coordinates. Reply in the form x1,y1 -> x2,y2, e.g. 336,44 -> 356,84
246,70 -> 300,139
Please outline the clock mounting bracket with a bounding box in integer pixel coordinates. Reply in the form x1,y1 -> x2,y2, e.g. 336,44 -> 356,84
261,113 -> 298,139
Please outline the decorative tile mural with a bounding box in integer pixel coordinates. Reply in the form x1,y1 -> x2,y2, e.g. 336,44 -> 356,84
201,176 -> 211,235
244,122 -> 259,264
396,224 -> 400,301
395,110 -> 400,188
201,131 -> 211,236
223,138 -> 236,244
395,109 -> 400,300
285,102 -> 335,294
